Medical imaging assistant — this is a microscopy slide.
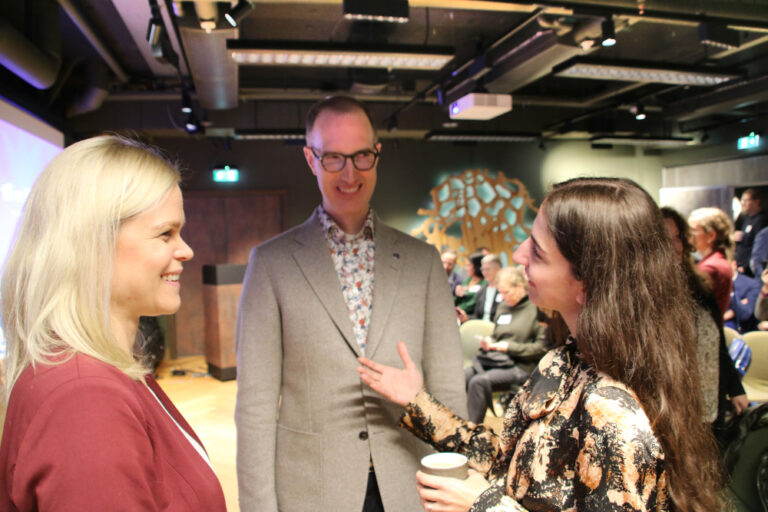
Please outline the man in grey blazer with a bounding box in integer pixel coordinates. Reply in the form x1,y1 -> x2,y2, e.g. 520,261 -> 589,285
235,96 -> 467,512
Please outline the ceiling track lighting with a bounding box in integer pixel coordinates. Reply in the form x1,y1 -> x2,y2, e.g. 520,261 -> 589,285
553,57 -> 742,86
425,131 -> 537,142
225,0 -> 255,28
699,22 -> 740,50
631,104 -> 646,120
590,135 -> 694,147
601,18 -> 616,47
233,129 -> 305,141
227,40 -> 454,71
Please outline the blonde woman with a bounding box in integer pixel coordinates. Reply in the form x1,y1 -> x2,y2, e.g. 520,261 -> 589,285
688,207 -> 734,317
0,135 -> 226,511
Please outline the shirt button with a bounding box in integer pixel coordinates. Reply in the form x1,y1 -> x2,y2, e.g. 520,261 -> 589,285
359,430 -> 368,440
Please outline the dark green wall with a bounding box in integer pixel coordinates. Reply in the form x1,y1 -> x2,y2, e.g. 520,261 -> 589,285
156,136 -> 667,235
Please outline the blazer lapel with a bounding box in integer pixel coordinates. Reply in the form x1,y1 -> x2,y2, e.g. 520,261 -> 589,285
292,212 -> 359,356
366,218 -> 402,358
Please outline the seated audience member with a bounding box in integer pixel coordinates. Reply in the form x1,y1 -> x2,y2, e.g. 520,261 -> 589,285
359,178 -> 723,512
0,136 -> 226,511
441,248 -> 463,294
689,207 -> 734,318
751,225 -> 768,277
458,254 -> 502,323
463,266 -> 547,424
757,268 -> 768,327
734,188 -> 766,276
725,261 -> 762,333
662,207 -> 748,442
454,252 -> 485,320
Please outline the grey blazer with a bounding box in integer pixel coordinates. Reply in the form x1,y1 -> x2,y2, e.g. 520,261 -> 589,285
235,210 -> 468,512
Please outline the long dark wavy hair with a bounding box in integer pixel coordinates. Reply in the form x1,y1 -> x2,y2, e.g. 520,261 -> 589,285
545,178 -> 722,511
660,206 -> 713,305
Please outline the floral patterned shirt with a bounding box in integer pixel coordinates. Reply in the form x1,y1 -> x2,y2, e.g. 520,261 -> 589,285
318,206 -> 376,356
401,340 -> 670,511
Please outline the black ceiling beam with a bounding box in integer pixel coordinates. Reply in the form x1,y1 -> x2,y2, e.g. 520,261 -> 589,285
509,0 -> 768,28
665,73 -> 768,122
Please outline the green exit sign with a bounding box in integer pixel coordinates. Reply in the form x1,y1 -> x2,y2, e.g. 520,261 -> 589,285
737,132 -> 760,150
213,165 -> 239,182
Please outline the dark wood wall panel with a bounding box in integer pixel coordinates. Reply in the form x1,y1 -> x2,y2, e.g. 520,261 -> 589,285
169,190 -> 286,357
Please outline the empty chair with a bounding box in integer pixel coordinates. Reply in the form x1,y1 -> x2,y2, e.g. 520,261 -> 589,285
743,331 -> 768,403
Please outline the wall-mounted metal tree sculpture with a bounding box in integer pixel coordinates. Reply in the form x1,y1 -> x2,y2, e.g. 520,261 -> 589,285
412,169 -> 538,265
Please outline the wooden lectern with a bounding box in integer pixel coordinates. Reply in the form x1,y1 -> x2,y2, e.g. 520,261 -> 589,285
202,264 -> 247,381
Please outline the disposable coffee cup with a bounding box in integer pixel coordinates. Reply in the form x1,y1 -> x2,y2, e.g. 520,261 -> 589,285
420,452 -> 469,480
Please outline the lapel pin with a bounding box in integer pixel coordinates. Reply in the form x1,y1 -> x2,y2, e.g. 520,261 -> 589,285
393,253 -> 400,259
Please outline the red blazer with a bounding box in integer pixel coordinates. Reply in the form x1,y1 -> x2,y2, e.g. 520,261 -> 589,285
697,249 -> 733,319
0,354 -> 226,511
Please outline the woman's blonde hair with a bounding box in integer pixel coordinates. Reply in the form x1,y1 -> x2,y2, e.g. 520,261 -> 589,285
2,135 -> 181,400
688,206 -> 734,258
495,265 -> 527,291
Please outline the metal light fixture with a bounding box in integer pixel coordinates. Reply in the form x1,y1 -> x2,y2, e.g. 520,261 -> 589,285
590,135 -> 694,147
225,0 -> 255,28
553,57 -> 741,86
233,129 -> 306,141
425,131 -> 537,142
227,40 -> 454,71
343,0 -> 408,23
631,104 -> 646,120
699,22 -> 740,50
601,18 -> 616,47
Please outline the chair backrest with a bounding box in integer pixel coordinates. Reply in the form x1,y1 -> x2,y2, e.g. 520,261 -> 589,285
725,326 -> 742,348
744,331 -> 768,381
459,319 -> 495,367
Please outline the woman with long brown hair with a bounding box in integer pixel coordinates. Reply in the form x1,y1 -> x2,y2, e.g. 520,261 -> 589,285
358,177 -> 722,511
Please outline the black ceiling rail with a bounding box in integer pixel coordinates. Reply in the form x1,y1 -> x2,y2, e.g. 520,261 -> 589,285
517,0 -> 768,29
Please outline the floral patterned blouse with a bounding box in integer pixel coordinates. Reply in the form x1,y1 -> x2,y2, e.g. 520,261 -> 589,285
401,340 -> 670,511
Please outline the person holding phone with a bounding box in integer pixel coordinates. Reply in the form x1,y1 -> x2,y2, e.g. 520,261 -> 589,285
463,266 -> 547,424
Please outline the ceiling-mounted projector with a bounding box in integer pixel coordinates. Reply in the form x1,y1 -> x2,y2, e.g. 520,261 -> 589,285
449,93 -> 512,120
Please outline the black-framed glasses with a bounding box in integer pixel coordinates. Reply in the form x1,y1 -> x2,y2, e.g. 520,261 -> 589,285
308,147 -> 380,172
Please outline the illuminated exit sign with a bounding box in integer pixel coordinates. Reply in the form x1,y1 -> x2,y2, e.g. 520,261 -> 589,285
213,165 -> 239,182
737,132 -> 760,150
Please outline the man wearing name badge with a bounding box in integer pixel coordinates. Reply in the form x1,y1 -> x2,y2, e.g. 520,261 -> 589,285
462,253 -> 503,323
234,96 -> 467,512
464,266 -> 548,424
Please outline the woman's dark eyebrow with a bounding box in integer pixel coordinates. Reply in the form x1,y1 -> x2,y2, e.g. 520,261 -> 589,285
530,233 -> 546,255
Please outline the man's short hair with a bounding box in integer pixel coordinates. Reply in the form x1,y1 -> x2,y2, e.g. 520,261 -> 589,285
743,188 -> 762,205
441,248 -> 458,258
481,253 -> 501,266
305,96 -> 375,142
